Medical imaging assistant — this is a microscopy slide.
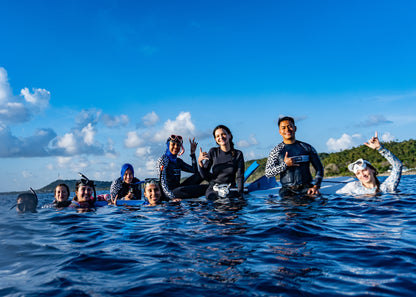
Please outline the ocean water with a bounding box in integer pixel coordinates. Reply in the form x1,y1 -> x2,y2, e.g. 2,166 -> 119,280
1,175 -> 416,297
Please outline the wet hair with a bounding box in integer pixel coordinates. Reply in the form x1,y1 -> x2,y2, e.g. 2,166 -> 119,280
55,183 -> 70,198
364,163 -> 381,193
213,124 -> 235,156
15,190 -> 38,213
278,116 -> 295,127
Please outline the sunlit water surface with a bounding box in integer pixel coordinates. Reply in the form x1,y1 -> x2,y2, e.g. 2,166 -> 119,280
1,175 -> 416,297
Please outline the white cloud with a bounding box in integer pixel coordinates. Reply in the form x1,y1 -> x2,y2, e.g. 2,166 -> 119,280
245,150 -> 257,160
381,132 -> 395,142
22,170 -> 33,178
82,123 -> 95,145
57,156 -> 72,168
153,111 -> 196,142
237,134 -> 258,148
20,87 -> 50,112
56,133 -> 78,155
326,133 -> 362,152
125,131 -> 144,148
357,114 -> 393,127
135,146 -> 151,157
100,113 -> 129,128
53,123 -> 106,156
0,68 -> 50,125
0,67 -> 13,104
142,111 -> 159,127
0,123 -> 58,157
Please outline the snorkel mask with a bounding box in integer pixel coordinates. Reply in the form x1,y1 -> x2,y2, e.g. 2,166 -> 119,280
77,172 -> 97,203
348,159 -> 372,174
167,134 -> 185,156
11,187 -> 38,213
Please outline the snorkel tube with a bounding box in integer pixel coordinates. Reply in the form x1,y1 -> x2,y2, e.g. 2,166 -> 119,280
78,172 -> 97,204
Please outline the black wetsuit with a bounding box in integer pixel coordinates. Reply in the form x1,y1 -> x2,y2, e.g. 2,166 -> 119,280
110,177 -> 141,200
199,147 -> 245,199
157,153 -> 206,199
265,140 -> 324,197
53,200 -> 72,208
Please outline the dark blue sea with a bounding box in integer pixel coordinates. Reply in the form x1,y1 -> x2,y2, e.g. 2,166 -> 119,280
1,175 -> 416,297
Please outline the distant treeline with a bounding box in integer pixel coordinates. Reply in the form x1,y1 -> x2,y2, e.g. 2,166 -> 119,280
244,139 -> 416,182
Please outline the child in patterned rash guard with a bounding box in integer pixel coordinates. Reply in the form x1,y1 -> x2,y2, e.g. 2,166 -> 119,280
336,132 -> 403,195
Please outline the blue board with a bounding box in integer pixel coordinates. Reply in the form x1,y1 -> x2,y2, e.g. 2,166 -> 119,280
116,200 -> 147,206
244,161 -> 259,182
246,175 -> 278,193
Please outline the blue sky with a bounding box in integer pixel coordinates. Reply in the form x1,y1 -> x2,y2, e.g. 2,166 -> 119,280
1,0 -> 415,192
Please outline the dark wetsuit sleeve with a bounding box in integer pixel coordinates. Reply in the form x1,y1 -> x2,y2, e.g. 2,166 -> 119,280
265,143 -> 287,177
178,154 -> 198,173
199,149 -> 214,181
157,155 -> 175,199
132,177 -> 142,199
310,146 -> 324,188
236,150 -> 245,194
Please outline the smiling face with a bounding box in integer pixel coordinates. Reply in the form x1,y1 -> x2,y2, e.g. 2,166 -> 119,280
355,167 -> 377,187
123,168 -> 134,184
55,186 -> 69,202
76,185 -> 93,202
144,183 -> 162,205
214,128 -> 231,150
169,141 -> 182,155
279,120 -> 296,144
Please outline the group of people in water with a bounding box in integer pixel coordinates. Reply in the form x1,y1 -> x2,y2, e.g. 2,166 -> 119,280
13,117 -> 404,213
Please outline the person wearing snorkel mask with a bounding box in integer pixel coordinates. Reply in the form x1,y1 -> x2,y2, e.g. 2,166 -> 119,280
336,132 -> 403,195
110,163 -> 141,204
14,190 -> 38,213
157,134 -> 207,200
71,174 -> 97,210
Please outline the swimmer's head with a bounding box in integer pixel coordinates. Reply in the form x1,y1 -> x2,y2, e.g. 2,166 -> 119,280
144,178 -> 162,205
14,190 -> 38,213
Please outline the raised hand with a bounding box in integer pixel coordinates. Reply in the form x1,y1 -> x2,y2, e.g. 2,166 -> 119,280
198,147 -> 209,167
364,131 -> 381,150
190,137 -> 198,154
284,151 -> 299,167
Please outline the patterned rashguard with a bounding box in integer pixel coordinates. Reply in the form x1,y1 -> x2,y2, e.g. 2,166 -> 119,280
265,140 -> 324,188
336,146 -> 403,195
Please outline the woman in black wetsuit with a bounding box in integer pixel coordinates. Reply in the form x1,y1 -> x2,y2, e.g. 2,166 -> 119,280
157,135 -> 207,199
53,183 -> 71,208
198,125 -> 245,199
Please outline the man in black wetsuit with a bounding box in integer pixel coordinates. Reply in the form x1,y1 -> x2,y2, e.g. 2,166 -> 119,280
265,116 -> 324,197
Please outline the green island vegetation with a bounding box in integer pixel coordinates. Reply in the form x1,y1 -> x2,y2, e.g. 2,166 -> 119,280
3,139 -> 415,194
